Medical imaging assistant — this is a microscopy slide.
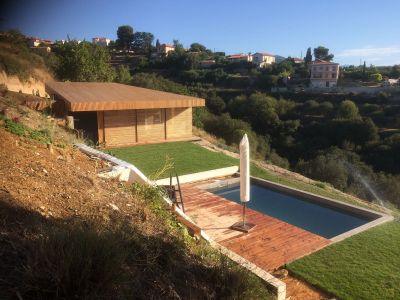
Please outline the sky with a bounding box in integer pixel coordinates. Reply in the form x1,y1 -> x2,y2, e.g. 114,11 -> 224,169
1,0 -> 400,66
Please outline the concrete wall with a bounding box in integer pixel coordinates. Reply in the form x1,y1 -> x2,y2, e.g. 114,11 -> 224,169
156,166 -> 239,186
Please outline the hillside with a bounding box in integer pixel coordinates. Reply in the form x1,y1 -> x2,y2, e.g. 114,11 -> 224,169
0,93 -> 272,299
0,31 -> 54,96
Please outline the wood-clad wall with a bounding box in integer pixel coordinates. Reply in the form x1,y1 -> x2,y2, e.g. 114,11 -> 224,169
100,107 -> 192,147
137,109 -> 165,143
166,107 -> 192,139
104,110 -> 136,146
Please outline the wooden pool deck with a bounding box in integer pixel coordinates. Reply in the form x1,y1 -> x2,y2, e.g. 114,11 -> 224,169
182,186 -> 331,271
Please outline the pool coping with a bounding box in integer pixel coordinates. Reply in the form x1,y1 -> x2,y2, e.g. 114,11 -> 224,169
195,175 -> 394,243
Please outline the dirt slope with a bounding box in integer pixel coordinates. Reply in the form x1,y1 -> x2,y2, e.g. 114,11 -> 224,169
0,127 -> 159,228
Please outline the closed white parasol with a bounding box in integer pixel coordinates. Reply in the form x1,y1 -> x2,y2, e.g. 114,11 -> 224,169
231,134 -> 255,233
240,134 -> 250,203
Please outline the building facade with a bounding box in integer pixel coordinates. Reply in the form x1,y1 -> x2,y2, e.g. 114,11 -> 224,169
92,37 -> 111,47
157,44 -> 175,56
309,59 -> 340,88
226,53 -> 252,62
252,52 -> 275,68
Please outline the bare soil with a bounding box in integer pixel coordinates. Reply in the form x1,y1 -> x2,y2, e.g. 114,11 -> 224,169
0,127 -> 157,227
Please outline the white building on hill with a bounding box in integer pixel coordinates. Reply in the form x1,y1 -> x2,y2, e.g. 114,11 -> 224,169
252,52 -> 275,68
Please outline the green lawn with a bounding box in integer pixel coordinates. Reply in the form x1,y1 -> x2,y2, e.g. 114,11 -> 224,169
287,221 -> 400,300
108,142 -> 238,178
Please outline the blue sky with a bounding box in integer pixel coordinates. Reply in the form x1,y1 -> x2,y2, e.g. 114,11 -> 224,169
2,0 -> 400,66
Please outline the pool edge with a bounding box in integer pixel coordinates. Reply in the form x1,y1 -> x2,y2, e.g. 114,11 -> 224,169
197,175 -> 394,243
251,176 -> 394,242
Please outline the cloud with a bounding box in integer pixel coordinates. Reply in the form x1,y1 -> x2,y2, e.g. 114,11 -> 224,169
337,46 -> 400,58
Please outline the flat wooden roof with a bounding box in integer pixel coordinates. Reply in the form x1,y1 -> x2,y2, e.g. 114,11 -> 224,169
45,81 -> 205,112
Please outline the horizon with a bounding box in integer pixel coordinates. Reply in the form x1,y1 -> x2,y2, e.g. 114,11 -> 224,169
1,0 -> 400,66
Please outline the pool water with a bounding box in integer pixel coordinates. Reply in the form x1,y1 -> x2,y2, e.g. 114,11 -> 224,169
212,184 -> 372,239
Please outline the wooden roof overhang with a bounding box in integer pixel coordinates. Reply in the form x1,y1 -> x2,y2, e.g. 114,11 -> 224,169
45,81 -> 205,112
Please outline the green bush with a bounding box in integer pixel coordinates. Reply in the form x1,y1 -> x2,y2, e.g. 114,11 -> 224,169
4,118 -> 52,143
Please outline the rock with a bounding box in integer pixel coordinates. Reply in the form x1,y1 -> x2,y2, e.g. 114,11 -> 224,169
108,203 -> 119,211
39,206 -> 45,211
43,168 -> 48,174
274,269 -> 288,279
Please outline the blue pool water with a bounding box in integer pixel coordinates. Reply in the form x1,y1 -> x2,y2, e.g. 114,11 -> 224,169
212,184 -> 372,239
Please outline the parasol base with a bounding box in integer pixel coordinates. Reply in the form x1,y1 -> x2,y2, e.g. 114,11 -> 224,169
230,222 -> 256,233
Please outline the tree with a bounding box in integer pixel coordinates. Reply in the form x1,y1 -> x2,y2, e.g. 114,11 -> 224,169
362,61 -> 367,80
155,39 -> 160,50
189,43 -> 207,52
390,65 -> 400,78
370,73 -> 382,82
205,93 -> 226,115
172,39 -> 184,54
116,25 -> 134,50
132,32 -> 154,54
313,46 -> 334,61
336,100 -> 360,119
114,65 -> 132,84
304,47 -> 312,64
55,42 -> 115,82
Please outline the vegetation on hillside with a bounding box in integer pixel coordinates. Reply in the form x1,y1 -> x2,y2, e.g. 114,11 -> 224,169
98,24 -> 400,208
2,28 -> 399,208
0,30 -> 55,81
53,41 -> 116,82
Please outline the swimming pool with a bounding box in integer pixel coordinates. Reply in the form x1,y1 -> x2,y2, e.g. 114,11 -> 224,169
209,179 -> 379,239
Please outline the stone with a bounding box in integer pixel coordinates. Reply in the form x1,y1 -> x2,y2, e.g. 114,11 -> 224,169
274,269 -> 289,279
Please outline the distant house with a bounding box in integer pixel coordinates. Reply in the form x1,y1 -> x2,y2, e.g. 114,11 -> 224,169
252,52 -> 275,68
292,57 -> 304,64
199,59 -> 216,68
382,79 -> 399,86
45,82 -> 205,147
226,53 -> 252,62
309,59 -> 340,88
157,44 -> 175,56
92,37 -> 111,47
28,37 -> 53,47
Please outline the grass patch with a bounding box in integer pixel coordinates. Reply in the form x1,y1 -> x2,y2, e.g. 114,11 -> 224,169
2,116 -> 52,144
108,142 -> 238,178
287,221 -> 400,300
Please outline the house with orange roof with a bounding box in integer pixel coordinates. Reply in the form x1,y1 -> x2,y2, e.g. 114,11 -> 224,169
226,53 -> 252,62
28,37 -> 53,47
